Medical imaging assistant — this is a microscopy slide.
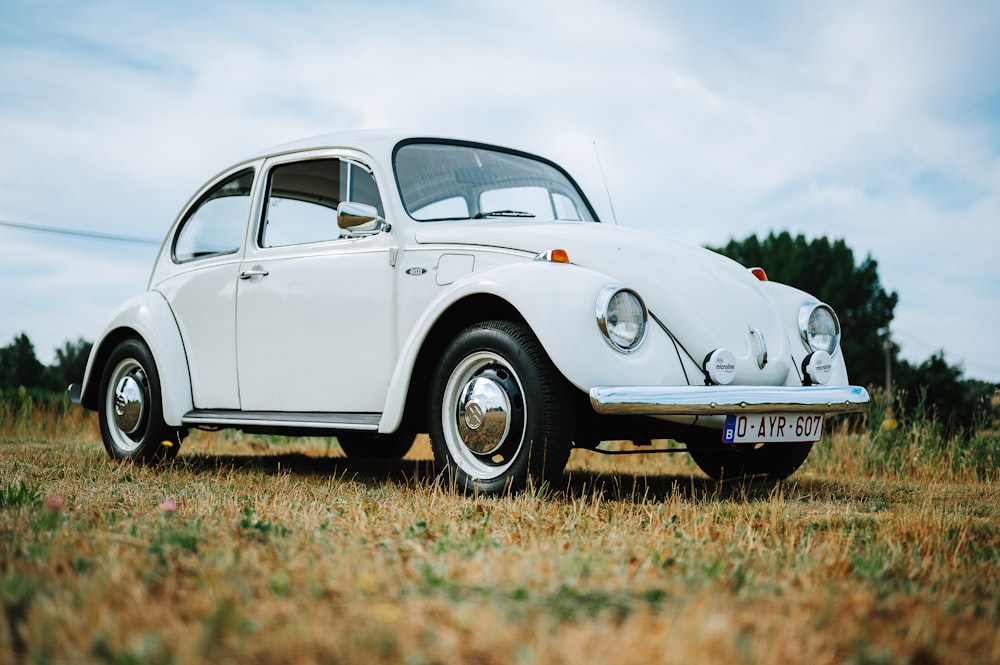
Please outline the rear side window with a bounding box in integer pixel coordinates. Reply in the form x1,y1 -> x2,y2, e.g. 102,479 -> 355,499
173,169 -> 254,263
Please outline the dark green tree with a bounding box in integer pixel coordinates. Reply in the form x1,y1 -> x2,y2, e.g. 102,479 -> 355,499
44,338 -> 93,392
709,231 -> 898,388
0,333 -> 46,390
893,353 -> 996,436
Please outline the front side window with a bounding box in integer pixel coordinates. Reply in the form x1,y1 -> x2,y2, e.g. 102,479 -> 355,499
173,168 -> 254,262
260,158 -> 384,248
394,141 -> 597,222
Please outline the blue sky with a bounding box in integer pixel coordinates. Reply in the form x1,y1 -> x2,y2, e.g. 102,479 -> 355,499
2,0 -> 999,382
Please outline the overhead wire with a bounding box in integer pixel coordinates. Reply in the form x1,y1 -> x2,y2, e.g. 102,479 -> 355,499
0,219 -> 160,246
893,329 -> 1000,379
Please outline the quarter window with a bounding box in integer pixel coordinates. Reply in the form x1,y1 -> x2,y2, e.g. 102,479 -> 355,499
260,158 -> 384,248
173,169 -> 254,263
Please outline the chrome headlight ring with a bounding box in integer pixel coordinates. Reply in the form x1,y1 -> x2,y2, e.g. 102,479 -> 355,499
798,301 -> 841,356
596,285 -> 648,353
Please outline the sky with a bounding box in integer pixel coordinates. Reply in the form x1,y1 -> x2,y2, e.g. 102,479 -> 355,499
1,0 -> 999,383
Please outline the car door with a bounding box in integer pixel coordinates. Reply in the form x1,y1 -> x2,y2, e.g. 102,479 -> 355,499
154,167 -> 256,410
235,153 -> 396,413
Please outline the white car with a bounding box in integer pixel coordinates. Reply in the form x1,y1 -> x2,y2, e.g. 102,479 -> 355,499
71,130 -> 869,494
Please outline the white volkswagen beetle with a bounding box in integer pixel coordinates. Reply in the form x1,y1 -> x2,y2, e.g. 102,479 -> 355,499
71,130 -> 869,494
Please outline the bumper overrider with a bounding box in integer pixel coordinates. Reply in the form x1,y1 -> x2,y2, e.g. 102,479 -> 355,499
589,385 -> 870,416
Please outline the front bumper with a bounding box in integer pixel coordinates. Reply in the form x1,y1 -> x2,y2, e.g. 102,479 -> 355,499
589,385 -> 870,416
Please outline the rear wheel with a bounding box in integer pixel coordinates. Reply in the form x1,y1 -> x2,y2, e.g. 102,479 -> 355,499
687,436 -> 813,481
336,432 -> 415,460
98,339 -> 183,463
429,321 -> 573,495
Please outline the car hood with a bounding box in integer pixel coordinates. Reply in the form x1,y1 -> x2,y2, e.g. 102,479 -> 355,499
414,220 -> 793,384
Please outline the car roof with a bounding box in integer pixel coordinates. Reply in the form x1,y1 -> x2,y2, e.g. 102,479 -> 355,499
248,129 -> 467,161
243,130 -> 595,220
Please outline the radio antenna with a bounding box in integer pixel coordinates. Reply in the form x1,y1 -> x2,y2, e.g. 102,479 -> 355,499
592,140 -> 619,225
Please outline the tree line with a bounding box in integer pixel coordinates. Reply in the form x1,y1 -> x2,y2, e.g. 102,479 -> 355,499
0,335 -> 92,396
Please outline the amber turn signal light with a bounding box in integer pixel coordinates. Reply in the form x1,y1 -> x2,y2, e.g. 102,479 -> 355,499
535,249 -> 571,263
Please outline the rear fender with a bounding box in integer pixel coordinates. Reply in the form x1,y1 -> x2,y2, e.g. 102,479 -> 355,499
79,291 -> 193,426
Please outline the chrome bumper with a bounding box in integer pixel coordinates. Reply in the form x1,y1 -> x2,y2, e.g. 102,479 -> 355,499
589,385 -> 870,416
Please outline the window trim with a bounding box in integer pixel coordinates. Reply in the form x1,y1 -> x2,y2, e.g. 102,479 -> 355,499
171,167 -> 256,264
256,155 -> 385,250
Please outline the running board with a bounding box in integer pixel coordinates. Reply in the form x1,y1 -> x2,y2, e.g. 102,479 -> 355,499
182,409 -> 380,432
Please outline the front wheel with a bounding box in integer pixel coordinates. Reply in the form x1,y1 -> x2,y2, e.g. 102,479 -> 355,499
98,338 -> 183,463
428,321 -> 573,495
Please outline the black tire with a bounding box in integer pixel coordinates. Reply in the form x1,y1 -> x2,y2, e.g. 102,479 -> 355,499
336,432 -> 415,460
98,338 -> 182,463
428,321 -> 573,495
687,437 -> 813,481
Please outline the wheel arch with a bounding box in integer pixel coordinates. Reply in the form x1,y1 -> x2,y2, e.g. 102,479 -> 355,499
79,291 -> 193,426
383,291 -> 528,435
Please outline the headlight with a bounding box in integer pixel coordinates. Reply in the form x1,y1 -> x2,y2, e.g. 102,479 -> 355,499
596,286 -> 647,352
798,302 -> 841,355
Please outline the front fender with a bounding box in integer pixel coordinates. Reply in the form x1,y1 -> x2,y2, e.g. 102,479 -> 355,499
757,280 -> 851,386
379,260 -> 693,432
79,291 -> 193,426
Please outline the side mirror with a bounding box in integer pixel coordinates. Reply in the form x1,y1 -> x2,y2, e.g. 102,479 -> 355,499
337,201 -> 388,235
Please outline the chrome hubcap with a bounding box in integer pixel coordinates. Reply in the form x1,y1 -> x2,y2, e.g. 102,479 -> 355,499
105,358 -> 148,453
113,373 -> 145,434
458,375 -> 511,454
442,351 -> 527,480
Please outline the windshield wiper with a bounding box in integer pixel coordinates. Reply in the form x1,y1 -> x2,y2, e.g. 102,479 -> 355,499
473,210 -> 536,219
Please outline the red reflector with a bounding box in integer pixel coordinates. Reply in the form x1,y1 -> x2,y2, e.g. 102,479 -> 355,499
750,267 -> 768,281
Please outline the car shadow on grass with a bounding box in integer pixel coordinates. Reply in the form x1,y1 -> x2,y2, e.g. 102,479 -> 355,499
561,469 -> 893,507
562,469 -> 803,504
172,451 -> 878,506
174,451 -> 437,485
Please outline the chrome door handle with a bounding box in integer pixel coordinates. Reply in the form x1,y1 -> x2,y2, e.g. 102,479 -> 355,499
239,268 -> 269,280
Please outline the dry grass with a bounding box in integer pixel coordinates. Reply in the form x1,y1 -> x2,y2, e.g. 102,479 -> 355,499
1,404 -> 998,665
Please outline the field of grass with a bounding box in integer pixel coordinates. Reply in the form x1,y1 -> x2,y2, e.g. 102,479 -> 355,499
2,396 -> 999,664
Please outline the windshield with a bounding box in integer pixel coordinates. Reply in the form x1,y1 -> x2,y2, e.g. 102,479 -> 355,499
394,141 -> 598,222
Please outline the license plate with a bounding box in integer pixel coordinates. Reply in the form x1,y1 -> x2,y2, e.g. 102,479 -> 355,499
723,414 -> 824,444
